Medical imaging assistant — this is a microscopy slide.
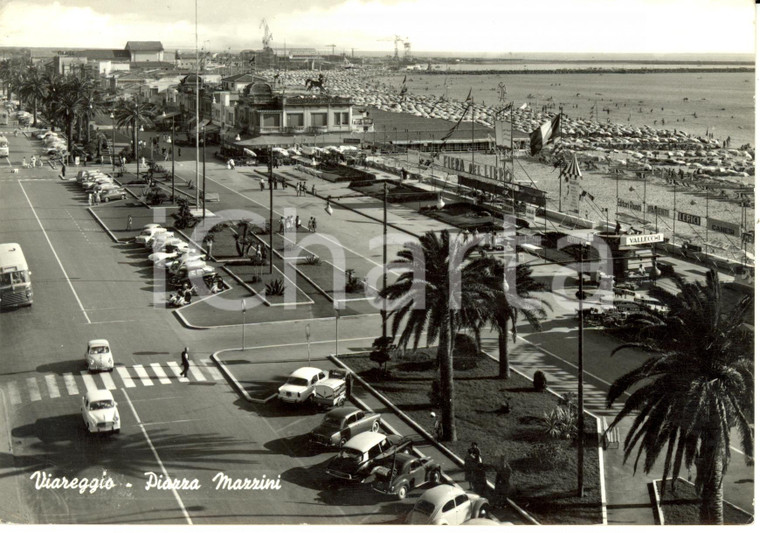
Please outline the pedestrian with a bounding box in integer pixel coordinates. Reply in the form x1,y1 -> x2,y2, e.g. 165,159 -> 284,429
260,178 -> 265,192
180,347 -> 190,377
493,455 -> 512,509
22,157 -> 27,168
126,215 -> 133,231
312,217 -> 317,232
345,372 -> 353,399
61,162 -> 66,177
311,184 -> 316,196
93,192 -> 100,205
87,192 -> 93,206
178,148 -> 181,158
295,215 -> 301,229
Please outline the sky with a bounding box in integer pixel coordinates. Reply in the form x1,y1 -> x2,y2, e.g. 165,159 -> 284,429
0,0 -> 755,55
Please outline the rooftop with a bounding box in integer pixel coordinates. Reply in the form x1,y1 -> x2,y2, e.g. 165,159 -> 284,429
125,41 -> 165,52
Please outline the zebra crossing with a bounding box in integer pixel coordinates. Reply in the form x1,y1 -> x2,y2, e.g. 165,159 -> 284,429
508,346 -> 618,418
4,359 -> 225,406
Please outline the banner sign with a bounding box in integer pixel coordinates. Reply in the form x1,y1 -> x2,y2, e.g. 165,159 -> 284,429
678,211 -> 702,226
621,233 -> 664,246
525,205 -> 536,221
443,155 -> 511,182
494,120 -> 511,147
567,181 -> 580,213
707,217 -> 740,237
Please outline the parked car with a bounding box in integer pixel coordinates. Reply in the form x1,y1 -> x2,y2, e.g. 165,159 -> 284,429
148,231 -> 177,251
135,225 -> 167,246
99,188 -> 127,202
371,453 -> 442,500
81,389 -> 120,435
277,367 -> 327,404
312,369 -> 350,409
161,249 -> 204,270
406,484 -> 489,525
85,339 -> 114,372
326,431 -> 412,482
148,241 -> 191,265
309,407 -> 381,448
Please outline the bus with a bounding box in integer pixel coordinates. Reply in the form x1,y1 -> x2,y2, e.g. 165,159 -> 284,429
0,135 -> 8,158
0,243 -> 33,307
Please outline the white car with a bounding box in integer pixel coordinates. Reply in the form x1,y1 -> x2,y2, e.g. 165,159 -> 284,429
85,339 -> 114,372
135,225 -> 166,245
278,367 -> 327,403
81,389 -> 120,434
149,232 -> 177,251
148,241 -> 191,265
407,484 -> 489,525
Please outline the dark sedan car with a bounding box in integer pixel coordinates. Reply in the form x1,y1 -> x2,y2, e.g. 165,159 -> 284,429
309,407 -> 382,448
371,453 -> 442,500
326,431 -> 412,482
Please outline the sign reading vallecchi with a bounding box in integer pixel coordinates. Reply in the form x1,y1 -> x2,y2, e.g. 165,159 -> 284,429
621,233 -> 664,246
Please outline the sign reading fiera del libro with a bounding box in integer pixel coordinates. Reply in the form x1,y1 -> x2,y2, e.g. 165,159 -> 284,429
621,233 -> 664,246
442,155 -> 511,182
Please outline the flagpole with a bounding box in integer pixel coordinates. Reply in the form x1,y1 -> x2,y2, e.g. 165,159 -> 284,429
511,101 -> 515,215
558,110 -> 563,213
471,91 -> 475,170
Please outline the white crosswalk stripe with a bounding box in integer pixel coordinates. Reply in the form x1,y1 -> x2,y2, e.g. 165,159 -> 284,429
149,363 -> 171,384
7,382 -> 21,405
133,365 -> 154,386
27,377 -> 41,401
45,375 -> 61,398
63,373 -> 79,395
6,360 -> 224,404
167,361 -> 189,382
116,367 -> 136,388
80,371 -> 99,392
188,361 -> 206,381
201,358 -> 224,381
99,372 -> 117,390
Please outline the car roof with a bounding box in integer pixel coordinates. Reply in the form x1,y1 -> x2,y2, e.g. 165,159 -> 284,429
88,339 -> 110,348
344,431 -> 386,451
290,367 -> 323,379
85,389 -> 115,402
326,407 -> 360,419
419,484 -> 465,504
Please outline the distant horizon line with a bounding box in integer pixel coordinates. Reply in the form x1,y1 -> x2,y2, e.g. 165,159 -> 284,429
0,45 -> 753,62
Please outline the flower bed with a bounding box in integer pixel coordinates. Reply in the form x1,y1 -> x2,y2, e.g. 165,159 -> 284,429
341,350 -> 602,525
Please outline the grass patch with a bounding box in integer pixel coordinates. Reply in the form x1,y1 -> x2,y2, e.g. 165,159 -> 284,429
656,478 -> 753,525
342,350 -> 602,525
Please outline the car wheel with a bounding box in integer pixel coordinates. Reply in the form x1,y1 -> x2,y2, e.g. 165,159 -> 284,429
396,483 -> 409,500
337,397 -> 345,407
371,420 -> 380,432
338,437 -> 347,448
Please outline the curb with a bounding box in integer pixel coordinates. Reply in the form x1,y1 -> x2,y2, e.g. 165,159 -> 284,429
210,350 -> 274,404
87,207 -> 121,243
648,480 -> 665,525
329,353 -> 541,526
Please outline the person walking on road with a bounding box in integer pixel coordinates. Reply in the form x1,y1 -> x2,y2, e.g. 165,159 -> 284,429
87,192 -> 93,206
180,347 -> 190,377
61,162 -> 66,177
126,215 -> 133,231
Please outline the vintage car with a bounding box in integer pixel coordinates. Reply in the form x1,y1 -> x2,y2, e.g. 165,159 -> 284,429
312,369 -> 350,408
85,339 -> 114,372
278,367 -> 328,404
371,453 -> 442,500
99,188 -> 127,202
81,389 -> 120,435
148,241 -> 191,265
309,407 -> 381,448
406,484 -> 489,525
134,225 -> 167,245
326,431 -> 412,482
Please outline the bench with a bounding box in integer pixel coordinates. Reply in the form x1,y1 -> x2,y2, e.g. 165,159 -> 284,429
601,417 -> 620,449
204,192 -> 220,202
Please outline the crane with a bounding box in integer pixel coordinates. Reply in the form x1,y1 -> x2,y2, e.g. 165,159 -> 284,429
326,44 -> 336,56
260,19 -> 273,50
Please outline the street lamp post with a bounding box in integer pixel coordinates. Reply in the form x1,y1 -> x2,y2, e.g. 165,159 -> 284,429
269,146 -> 274,274
202,125 -> 206,220
137,124 -> 144,182
382,182 -> 388,339
170,116 -> 175,202
577,241 -> 587,498
110,111 -> 115,175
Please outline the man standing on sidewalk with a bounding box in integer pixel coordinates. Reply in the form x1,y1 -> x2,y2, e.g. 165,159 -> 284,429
180,347 -> 190,378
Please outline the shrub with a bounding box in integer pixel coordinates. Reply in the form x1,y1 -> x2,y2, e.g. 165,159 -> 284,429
541,406 -> 578,440
345,269 -> 364,294
453,333 -> 480,370
145,188 -> 167,206
172,198 -> 198,229
369,336 -> 394,372
265,278 -> 285,296
527,442 -> 570,470
533,370 -> 547,391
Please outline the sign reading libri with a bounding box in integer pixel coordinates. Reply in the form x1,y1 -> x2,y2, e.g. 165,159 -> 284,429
621,233 -> 664,246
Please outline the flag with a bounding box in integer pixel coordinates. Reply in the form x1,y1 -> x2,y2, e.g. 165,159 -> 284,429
530,114 -> 561,155
249,56 -> 256,65
399,75 -> 408,98
560,153 -> 583,181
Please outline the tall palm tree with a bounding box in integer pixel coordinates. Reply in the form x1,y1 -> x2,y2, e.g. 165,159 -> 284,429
380,230 -> 498,441
606,269 -> 753,524
18,66 -> 46,127
470,257 -> 549,379
43,76 -> 86,157
113,98 -> 155,160
0,57 -> 29,102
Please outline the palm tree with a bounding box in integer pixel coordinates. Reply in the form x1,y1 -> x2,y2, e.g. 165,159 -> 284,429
606,269 -> 753,524
18,66 -> 46,127
113,98 -> 155,160
0,57 -> 29,102
43,76 -> 86,158
470,257 -> 549,379
380,230 -> 498,441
